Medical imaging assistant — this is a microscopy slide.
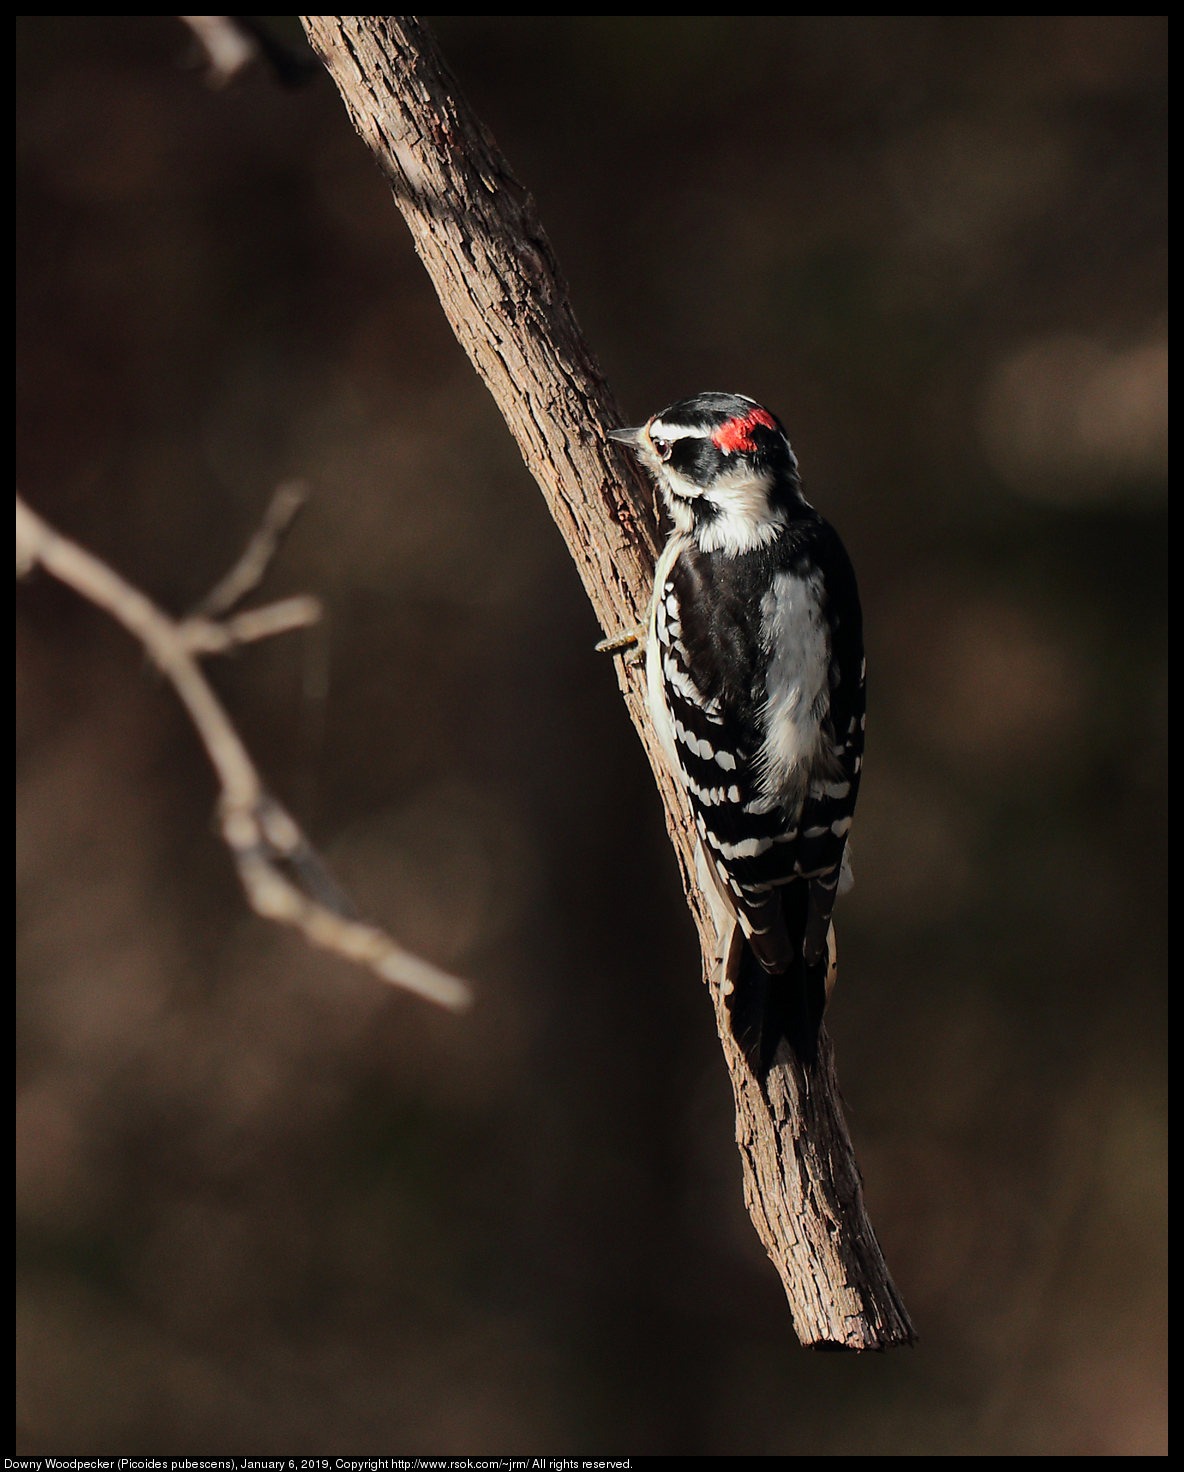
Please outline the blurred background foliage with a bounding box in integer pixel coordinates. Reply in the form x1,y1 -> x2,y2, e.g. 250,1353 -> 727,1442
16,15 -> 1166,1455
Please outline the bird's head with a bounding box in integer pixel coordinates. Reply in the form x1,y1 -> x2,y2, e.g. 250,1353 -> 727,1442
610,392 -> 805,553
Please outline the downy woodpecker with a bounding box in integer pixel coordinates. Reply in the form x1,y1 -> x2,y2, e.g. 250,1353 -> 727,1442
609,392 -> 864,1074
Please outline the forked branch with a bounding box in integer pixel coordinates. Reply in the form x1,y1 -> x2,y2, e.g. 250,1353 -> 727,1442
15,488 -> 471,1013
300,15 -> 914,1348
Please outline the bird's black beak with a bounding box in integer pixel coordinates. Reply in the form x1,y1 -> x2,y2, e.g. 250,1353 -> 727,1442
608,426 -> 646,450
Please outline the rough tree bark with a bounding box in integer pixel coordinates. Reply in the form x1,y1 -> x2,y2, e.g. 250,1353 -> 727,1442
301,14 -> 915,1350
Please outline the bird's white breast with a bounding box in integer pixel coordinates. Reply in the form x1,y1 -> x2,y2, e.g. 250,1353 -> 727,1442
756,568 -> 831,807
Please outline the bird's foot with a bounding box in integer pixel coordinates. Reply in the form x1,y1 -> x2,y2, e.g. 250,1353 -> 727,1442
594,625 -> 645,666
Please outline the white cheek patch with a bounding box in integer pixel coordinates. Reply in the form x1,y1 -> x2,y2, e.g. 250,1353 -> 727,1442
661,492 -> 696,534
695,468 -> 786,555
661,467 -> 706,502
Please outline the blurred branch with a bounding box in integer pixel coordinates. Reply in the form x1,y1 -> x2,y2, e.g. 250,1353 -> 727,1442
189,477 -> 310,618
179,16 -> 319,89
300,15 -> 913,1348
178,594 -> 323,655
179,15 -> 258,87
15,488 -> 472,1014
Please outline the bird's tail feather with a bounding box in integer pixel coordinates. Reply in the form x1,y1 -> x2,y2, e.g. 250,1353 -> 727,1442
727,884 -> 827,1078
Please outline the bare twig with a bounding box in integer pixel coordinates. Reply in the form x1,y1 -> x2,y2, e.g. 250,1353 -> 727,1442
301,15 -> 913,1348
15,490 -> 471,1014
179,16 -> 258,88
178,594 -> 323,654
179,16 -> 319,90
190,478 -> 310,618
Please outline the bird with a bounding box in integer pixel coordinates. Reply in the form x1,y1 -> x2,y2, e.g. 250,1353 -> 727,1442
606,392 -> 864,1076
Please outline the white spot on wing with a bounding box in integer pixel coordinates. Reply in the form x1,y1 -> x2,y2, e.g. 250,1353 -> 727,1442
664,655 -> 713,709
743,793 -> 779,815
645,534 -> 691,782
674,718 -> 714,761
712,834 -> 774,860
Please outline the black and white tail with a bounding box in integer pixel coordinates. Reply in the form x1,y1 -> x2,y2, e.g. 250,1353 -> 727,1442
726,883 -> 830,1077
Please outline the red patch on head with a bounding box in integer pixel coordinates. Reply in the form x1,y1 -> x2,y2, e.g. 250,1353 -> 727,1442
710,407 -> 779,454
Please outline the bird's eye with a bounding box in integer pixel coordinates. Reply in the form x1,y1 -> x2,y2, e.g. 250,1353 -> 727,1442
651,437 -> 673,462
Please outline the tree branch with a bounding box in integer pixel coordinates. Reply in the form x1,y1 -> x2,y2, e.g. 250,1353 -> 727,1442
300,15 -> 914,1348
15,488 -> 471,1014
178,15 -> 259,88
178,16 -> 319,90
188,477 -> 310,619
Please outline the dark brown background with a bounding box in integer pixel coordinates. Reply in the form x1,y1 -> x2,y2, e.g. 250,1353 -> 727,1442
16,16 -> 1167,1455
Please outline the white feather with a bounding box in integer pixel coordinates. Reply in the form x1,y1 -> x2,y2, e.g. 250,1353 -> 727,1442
756,569 -> 831,811
694,469 -> 788,555
645,533 -> 690,782
648,419 -> 712,444
637,422 -> 789,553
